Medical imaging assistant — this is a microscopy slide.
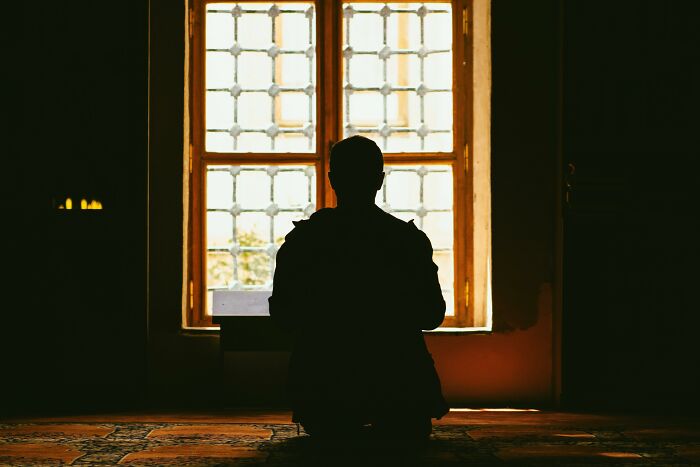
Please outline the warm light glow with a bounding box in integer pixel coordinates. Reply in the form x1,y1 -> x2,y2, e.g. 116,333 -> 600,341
58,197 -> 102,210
555,433 -> 595,438
449,408 -> 540,413
470,0 -> 492,329
599,452 -> 641,458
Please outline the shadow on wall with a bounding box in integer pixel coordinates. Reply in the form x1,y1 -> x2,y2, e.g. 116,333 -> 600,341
489,0 -> 557,332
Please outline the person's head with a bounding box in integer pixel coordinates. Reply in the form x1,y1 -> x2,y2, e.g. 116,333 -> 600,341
329,136 -> 385,206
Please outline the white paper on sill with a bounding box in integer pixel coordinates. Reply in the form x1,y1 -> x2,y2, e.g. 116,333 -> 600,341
212,290 -> 272,316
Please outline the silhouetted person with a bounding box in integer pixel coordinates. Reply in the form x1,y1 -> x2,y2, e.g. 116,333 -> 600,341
269,135 -> 448,440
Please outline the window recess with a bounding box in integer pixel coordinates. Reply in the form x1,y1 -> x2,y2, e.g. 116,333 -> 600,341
189,1 -> 486,329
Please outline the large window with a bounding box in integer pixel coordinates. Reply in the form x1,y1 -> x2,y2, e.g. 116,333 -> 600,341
189,1 -> 484,328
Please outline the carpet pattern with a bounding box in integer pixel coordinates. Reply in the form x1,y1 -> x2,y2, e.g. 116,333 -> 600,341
1,412 -> 698,466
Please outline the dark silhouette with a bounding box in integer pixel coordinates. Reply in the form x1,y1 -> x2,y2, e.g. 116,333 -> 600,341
269,135 -> 449,440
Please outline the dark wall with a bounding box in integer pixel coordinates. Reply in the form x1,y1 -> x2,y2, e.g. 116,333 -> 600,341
562,0 -> 700,409
149,0 -> 186,339
5,0 -> 148,415
491,0 -> 558,331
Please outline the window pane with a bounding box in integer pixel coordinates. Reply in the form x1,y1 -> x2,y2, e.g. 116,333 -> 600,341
207,252 -> 233,288
342,3 -> 453,152
376,165 -> 454,315
205,165 -> 316,314
205,3 -> 316,152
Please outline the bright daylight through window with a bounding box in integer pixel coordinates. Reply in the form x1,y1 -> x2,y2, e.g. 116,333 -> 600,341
189,1 -> 486,328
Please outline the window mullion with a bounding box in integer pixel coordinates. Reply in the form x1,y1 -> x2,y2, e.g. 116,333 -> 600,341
318,0 -> 342,208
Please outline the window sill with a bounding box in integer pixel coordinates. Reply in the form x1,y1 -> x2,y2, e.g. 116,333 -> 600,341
182,323 -> 492,334
181,325 -> 220,333
424,326 -> 492,334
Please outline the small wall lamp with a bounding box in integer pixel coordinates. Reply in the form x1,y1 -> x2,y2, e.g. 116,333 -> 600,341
56,197 -> 103,210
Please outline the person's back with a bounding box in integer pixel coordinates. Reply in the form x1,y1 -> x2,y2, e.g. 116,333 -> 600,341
269,136 -> 448,439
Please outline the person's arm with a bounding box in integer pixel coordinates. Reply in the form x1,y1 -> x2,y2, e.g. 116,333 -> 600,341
408,222 -> 446,330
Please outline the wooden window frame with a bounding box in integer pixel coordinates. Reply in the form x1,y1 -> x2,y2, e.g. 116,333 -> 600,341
188,0 -> 474,328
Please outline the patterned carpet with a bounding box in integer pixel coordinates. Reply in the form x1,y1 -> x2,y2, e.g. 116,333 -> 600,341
1,410 -> 698,466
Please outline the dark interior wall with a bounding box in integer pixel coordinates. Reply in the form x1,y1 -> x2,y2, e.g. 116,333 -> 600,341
146,0 -> 224,404
490,0 -> 558,332
5,0 -> 148,415
562,0 -> 700,408
149,0 -> 186,339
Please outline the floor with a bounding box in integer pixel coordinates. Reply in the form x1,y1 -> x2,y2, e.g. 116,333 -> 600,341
1,410 -> 698,466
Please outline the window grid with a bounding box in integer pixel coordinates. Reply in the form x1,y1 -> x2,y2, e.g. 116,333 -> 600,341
206,4 -> 316,151
378,166 -> 450,230
343,3 -> 452,150
206,165 -> 316,294
191,1 -> 472,328
377,165 -> 454,307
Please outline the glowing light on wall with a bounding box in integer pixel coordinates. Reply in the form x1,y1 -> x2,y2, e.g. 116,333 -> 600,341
56,197 -> 103,210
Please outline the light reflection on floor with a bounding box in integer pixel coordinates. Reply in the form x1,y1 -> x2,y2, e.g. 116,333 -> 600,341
449,408 -> 540,412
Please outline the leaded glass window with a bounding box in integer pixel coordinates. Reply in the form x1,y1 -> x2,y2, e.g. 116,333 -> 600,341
205,3 -> 316,152
342,3 -> 453,152
206,165 -> 315,314
192,1 -> 474,328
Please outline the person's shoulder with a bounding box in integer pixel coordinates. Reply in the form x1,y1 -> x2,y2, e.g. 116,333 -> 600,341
309,207 -> 336,222
378,209 -> 421,234
284,208 -> 336,243
405,219 -> 431,246
378,211 -> 432,251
